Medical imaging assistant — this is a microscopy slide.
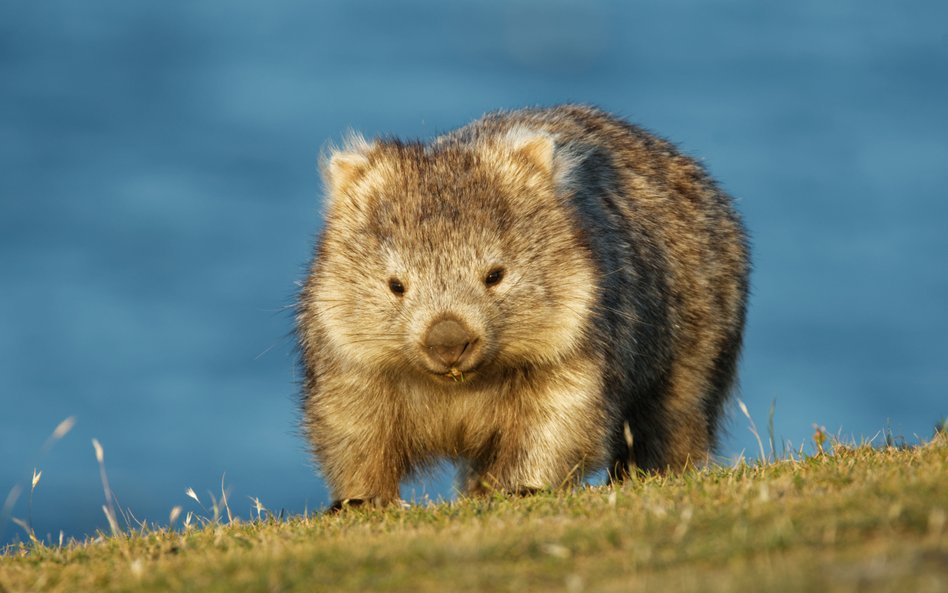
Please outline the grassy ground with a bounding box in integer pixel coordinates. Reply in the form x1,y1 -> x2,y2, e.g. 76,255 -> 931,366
1,437 -> 946,593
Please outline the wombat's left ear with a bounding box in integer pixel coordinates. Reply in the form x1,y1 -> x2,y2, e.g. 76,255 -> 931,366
320,133 -> 374,199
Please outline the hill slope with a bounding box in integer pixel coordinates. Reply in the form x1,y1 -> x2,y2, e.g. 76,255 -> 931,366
2,439 -> 946,593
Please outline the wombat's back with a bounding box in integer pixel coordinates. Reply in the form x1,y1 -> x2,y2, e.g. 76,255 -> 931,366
437,105 -> 750,472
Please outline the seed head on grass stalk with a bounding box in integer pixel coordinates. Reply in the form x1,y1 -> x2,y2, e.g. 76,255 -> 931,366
41,417 -> 76,454
623,421 -> 634,478
169,506 -> 182,527
0,416 -> 75,542
250,497 -> 267,521
184,487 -> 212,527
25,469 -> 42,541
813,425 -> 828,456
185,487 -> 201,506
220,474 -> 233,524
737,399 -> 767,464
92,438 -> 122,537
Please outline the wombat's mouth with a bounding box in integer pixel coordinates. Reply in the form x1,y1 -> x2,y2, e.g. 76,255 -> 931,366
427,366 -> 480,384
445,367 -> 471,383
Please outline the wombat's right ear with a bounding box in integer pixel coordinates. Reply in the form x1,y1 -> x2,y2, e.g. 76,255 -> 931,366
320,133 -> 374,199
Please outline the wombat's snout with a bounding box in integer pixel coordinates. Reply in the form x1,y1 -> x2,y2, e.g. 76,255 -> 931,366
422,316 -> 480,371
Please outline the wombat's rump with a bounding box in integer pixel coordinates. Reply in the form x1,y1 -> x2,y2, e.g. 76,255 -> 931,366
297,105 -> 749,507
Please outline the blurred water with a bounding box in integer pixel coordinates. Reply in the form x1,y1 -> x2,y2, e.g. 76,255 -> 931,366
1,0 -> 946,544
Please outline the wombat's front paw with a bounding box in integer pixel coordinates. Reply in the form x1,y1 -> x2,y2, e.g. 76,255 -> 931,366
466,476 -> 547,498
327,497 -> 404,513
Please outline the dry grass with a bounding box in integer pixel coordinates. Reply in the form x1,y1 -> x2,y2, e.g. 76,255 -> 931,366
1,432 -> 946,593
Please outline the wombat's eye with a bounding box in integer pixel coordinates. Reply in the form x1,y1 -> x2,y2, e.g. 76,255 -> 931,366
388,278 -> 405,296
484,267 -> 505,287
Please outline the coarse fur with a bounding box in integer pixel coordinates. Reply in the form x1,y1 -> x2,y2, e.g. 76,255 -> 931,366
297,105 -> 750,507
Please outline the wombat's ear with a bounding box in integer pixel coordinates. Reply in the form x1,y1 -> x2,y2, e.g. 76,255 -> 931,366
502,127 -> 555,174
320,133 -> 374,198
499,127 -> 579,192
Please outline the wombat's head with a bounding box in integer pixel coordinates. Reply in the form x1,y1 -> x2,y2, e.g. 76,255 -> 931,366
303,128 -> 598,383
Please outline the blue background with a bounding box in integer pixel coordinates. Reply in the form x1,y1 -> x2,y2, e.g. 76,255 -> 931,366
2,0 -> 946,544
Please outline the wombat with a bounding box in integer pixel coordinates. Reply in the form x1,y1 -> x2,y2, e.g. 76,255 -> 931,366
297,105 -> 749,507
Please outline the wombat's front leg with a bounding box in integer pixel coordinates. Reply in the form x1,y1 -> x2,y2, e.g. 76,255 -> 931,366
463,373 -> 607,495
462,432 -> 589,496
310,388 -> 407,509
319,436 -> 403,509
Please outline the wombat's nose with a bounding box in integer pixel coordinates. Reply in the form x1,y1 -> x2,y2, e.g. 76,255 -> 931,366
424,318 -> 474,368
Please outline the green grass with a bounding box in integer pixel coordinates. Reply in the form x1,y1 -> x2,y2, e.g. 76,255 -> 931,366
2,437 -> 947,593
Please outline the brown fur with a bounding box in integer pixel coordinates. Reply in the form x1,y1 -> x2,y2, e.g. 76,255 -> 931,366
297,105 -> 749,506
